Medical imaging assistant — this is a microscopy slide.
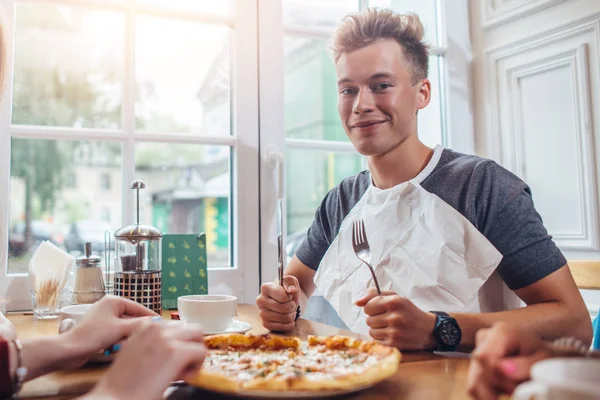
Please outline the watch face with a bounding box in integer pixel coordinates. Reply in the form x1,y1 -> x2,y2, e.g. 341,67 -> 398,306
439,320 -> 461,346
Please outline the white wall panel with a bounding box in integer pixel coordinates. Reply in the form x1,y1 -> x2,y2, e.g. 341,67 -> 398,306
471,0 -> 600,314
518,65 -> 582,236
485,17 -> 600,250
482,0 -> 569,29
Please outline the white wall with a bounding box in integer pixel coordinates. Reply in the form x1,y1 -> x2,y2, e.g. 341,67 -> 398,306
470,0 -> 600,317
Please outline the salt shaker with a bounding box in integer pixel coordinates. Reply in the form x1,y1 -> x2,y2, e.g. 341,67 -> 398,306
73,242 -> 106,304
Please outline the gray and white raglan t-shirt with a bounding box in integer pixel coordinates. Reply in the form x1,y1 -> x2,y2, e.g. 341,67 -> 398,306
296,147 -> 566,292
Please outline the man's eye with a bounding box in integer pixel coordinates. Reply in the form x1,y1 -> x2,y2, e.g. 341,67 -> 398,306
340,88 -> 356,95
373,83 -> 392,91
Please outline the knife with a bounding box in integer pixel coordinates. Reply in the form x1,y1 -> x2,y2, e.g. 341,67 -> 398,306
277,199 -> 284,287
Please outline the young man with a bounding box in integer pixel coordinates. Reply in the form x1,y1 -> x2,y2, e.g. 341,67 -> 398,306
256,8 -> 591,351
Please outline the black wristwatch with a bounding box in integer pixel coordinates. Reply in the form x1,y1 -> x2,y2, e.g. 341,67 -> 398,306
430,311 -> 461,352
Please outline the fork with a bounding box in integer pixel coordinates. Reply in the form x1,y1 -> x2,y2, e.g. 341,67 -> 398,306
351,219 -> 382,295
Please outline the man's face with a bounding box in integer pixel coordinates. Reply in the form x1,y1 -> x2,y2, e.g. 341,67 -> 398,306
336,39 -> 430,156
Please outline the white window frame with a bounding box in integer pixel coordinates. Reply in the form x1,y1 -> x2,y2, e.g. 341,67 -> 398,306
0,0 -> 260,311
258,0 -> 473,283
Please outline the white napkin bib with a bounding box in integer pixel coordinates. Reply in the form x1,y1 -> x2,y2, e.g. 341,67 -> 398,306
314,172 -> 521,335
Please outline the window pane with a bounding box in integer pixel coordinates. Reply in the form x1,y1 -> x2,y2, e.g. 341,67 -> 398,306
283,0 -> 359,28
136,0 -> 232,15
135,17 -> 231,135
8,139 -> 122,274
418,56 -> 443,148
286,149 -> 364,239
135,143 -> 231,268
13,3 -> 124,128
368,0 -> 438,45
284,37 -> 347,141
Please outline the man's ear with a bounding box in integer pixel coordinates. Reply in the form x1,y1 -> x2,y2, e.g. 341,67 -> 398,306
416,79 -> 431,111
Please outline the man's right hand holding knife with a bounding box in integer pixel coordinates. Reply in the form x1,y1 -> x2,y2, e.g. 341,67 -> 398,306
256,276 -> 301,332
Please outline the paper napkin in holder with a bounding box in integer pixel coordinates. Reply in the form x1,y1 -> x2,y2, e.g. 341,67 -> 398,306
28,241 -> 75,317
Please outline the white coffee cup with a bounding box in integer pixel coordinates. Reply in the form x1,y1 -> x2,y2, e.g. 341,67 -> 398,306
58,304 -> 92,334
513,358 -> 600,400
177,294 -> 237,332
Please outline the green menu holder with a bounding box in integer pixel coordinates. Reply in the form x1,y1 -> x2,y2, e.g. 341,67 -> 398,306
161,233 -> 208,310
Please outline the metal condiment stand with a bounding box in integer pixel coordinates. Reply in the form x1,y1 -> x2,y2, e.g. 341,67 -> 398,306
113,180 -> 163,314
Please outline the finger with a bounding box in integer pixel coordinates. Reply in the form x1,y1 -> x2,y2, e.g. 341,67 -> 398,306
466,360 -> 483,398
362,296 -> 389,316
257,296 -> 297,314
474,328 -> 489,346
471,382 -> 497,400
498,352 -> 547,383
472,326 -> 520,370
114,296 -> 158,318
368,327 -> 387,341
263,321 -> 295,332
282,276 -> 301,306
115,316 -> 154,338
479,360 -> 513,397
467,357 -> 506,400
282,275 -> 299,294
355,287 -> 379,307
259,309 -> 296,325
171,342 -> 207,378
261,283 -> 292,303
164,325 -> 205,344
467,365 -> 498,400
366,315 -> 388,329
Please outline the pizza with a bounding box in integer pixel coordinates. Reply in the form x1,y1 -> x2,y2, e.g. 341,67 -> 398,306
186,333 -> 401,394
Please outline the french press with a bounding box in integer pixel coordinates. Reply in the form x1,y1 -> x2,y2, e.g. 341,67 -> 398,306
113,180 -> 163,313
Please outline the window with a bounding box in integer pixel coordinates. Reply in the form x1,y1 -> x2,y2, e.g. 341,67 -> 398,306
0,0 -> 259,311
258,0 -> 456,291
257,0 -> 450,326
1,1 -> 466,311
282,0 -> 446,238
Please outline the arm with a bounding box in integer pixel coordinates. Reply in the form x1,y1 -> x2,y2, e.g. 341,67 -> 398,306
468,322 -> 597,399
357,265 -> 591,351
8,332 -> 93,381
8,296 -> 156,383
453,264 -> 592,351
0,313 -> 16,341
458,163 -> 592,349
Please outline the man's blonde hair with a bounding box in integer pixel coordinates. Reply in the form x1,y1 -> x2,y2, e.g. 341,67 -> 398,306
331,8 -> 429,85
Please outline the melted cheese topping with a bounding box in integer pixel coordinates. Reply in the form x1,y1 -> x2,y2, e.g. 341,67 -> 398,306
203,344 -> 379,384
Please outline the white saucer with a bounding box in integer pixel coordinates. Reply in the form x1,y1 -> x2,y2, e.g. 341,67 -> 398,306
203,319 -> 252,335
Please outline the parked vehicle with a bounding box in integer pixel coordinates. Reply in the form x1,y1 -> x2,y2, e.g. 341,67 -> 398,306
8,220 -> 63,257
64,219 -> 112,255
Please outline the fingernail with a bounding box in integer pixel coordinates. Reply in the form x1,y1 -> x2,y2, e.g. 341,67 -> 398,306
500,361 -> 517,375
287,285 -> 296,291
151,316 -> 163,323
104,343 -> 121,356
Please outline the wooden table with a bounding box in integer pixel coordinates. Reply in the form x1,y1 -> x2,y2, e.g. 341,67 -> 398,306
9,304 -> 473,400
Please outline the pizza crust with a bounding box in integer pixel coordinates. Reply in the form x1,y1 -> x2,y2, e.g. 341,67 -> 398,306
186,333 -> 401,394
